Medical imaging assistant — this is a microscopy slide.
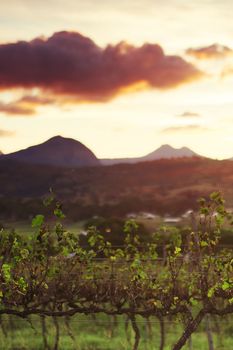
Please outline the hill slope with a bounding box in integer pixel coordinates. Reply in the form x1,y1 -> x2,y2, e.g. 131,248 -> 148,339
1,157 -> 233,220
2,136 -> 100,167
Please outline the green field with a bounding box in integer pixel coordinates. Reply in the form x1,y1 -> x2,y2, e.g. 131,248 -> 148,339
0,314 -> 232,350
4,220 -> 86,237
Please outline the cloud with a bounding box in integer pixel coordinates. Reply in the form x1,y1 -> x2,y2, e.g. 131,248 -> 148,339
0,101 -> 35,116
19,95 -> 55,106
161,125 -> 207,133
186,44 -> 233,60
0,31 -> 203,105
0,128 -> 15,137
0,95 -> 55,116
221,65 -> 233,79
177,111 -> 201,118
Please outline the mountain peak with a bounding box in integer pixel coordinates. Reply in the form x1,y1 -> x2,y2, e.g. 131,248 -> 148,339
101,144 -> 199,165
157,144 -> 175,150
2,136 -> 100,168
144,144 -> 198,161
45,135 -> 81,144
48,135 -> 64,141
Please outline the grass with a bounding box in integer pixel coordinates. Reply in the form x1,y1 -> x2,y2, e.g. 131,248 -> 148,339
0,314 -> 232,350
4,220 -> 86,238
1,221 -> 232,349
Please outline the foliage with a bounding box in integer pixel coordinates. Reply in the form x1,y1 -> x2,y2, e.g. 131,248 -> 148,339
0,192 -> 232,350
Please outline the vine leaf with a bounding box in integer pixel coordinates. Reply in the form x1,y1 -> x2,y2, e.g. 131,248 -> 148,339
32,214 -> 45,228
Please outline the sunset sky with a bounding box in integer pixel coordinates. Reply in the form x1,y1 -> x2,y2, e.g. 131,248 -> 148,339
0,0 -> 233,159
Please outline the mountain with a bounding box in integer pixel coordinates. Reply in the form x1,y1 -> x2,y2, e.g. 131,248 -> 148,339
1,138 -> 199,168
101,144 -> 199,165
2,136 -> 100,167
143,144 -> 198,160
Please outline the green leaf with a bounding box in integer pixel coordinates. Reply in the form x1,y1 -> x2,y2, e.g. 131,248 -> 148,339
175,247 -> 181,255
54,208 -> 65,219
62,246 -> 69,257
153,300 -> 163,308
198,197 -> 206,205
207,287 -> 215,298
42,282 -> 49,289
210,192 -> 221,201
2,264 -> 11,283
200,240 -> 208,247
43,188 -> 55,207
32,214 -> 44,228
17,277 -> 27,293
222,281 -> 230,291
200,207 -> 209,215
20,249 -> 29,260
190,297 -> 198,306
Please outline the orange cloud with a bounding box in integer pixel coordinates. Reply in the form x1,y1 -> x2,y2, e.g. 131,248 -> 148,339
177,111 -> 201,118
221,65 -> 233,79
19,95 -> 55,106
161,125 -> 207,133
0,95 -> 55,116
0,128 -> 14,137
0,101 -> 35,116
186,44 -> 232,60
0,31 -> 203,108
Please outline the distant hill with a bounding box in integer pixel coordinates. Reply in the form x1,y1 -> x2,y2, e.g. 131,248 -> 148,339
1,136 -> 100,168
1,135 -> 232,222
142,144 -> 198,160
101,144 -> 199,165
1,138 -> 200,168
1,157 -> 233,221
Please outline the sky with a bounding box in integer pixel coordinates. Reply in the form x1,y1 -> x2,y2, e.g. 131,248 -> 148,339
0,0 -> 233,159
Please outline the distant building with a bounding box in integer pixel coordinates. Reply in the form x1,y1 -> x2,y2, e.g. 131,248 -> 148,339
126,212 -> 158,220
182,209 -> 194,218
140,212 -> 158,220
126,213 -> 137,219
80,230 -> 88,236
164,217 -> 181,224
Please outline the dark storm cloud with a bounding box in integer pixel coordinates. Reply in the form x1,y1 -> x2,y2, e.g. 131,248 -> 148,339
0,31 -> 203,103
